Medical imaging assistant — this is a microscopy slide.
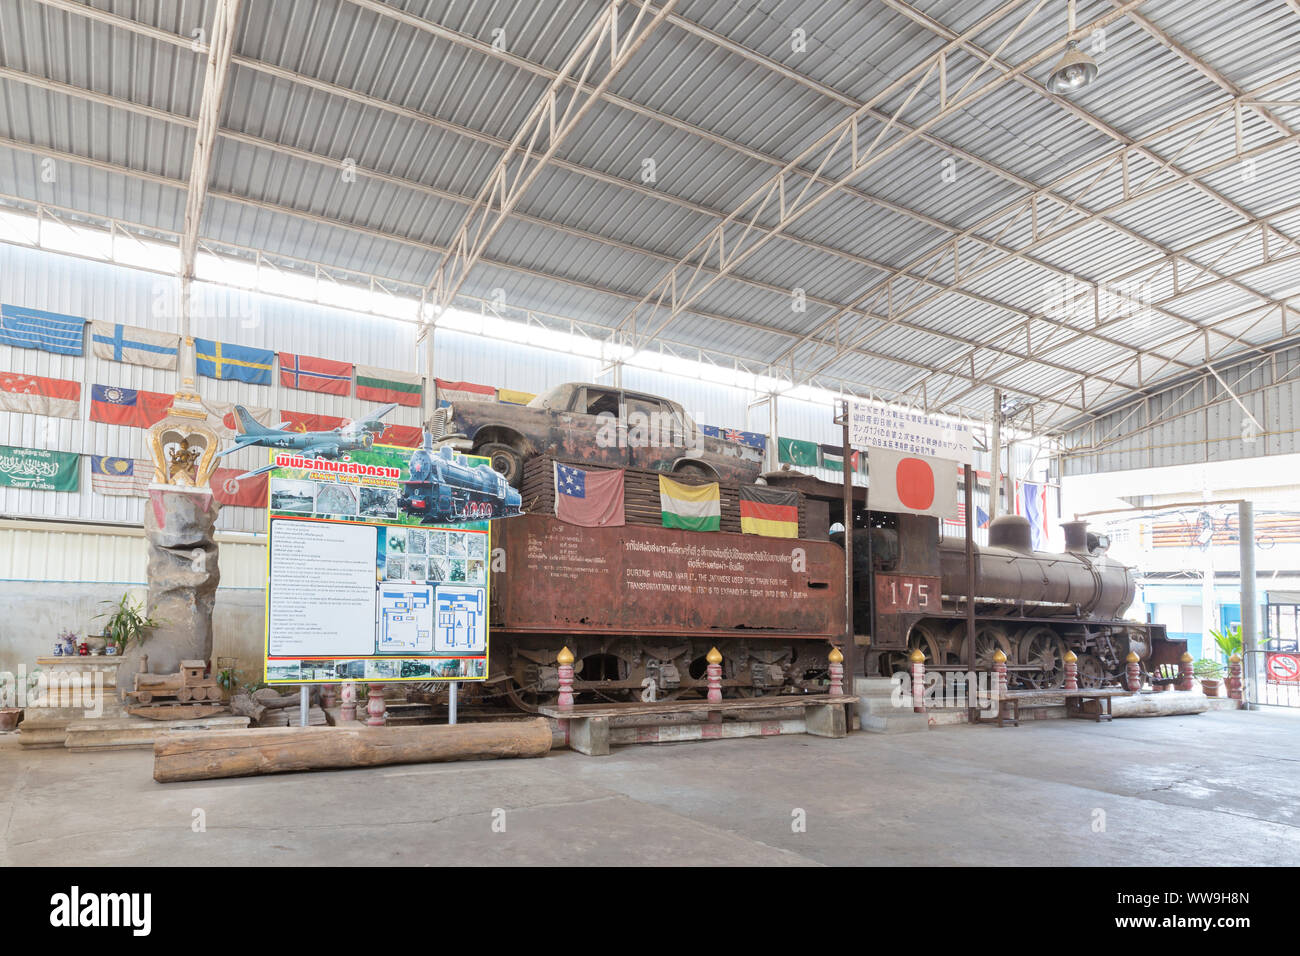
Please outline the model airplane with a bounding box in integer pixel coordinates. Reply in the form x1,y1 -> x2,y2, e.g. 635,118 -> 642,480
221,403 -> 400,478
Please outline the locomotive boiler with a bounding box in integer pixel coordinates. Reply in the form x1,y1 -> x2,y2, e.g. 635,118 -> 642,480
398,441 -> 523,524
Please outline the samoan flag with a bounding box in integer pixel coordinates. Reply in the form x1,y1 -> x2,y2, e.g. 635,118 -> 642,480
554,462 -> 624,528
0,304 -> 84,355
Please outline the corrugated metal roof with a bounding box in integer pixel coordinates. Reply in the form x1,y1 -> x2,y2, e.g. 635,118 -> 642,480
0,0 -> 1296,432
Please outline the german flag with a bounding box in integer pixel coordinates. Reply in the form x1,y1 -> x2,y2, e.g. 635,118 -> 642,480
739,485 -> 799,538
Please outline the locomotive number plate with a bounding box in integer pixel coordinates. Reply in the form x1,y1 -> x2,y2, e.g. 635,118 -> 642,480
875,573 -> 941,614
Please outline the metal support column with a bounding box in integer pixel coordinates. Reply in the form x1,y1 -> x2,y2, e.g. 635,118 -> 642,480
964,464 -> 977,721
836,401 -> 857,706
1239,500 -> 1257,709
989,390 -> 1002,520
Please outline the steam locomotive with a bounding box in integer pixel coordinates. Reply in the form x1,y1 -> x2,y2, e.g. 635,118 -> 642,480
397,439 -> 523,524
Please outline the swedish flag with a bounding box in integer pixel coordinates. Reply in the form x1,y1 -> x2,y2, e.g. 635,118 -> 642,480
195,338 -> 274,386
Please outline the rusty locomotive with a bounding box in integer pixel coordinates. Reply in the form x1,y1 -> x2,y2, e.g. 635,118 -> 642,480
479,460 -> 1181,710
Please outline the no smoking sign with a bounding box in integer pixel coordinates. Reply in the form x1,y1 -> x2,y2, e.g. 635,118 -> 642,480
1266,652 -> 1300,683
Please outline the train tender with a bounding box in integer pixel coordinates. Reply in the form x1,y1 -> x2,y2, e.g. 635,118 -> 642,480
473,459 -> 1180,710
398,440 -> 523,524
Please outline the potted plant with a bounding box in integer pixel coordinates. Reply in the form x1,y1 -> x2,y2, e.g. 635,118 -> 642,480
1193,657 -> 1224,696
94,593 -> 159,654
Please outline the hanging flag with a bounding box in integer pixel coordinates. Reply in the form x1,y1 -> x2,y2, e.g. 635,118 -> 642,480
819,443 -> 860,472
435,378 -> 496,407
356,365 -> 423,407
89,385 -> 172,428
196,338 -> 275,385
659,474 -> 720,532
497,388 -> 535,406
0,304 -> 84,355
867,446 -> 959,519
554,462 -> 625,528
0,444 -> 80,491
976,506 -> 990,529
777,437 -> 819,468
90,321 -> 179,369
90,457 -> 151,496
211,467 -> 269,508
201,398 -> 273,438
279,410 -> 347,433
0,373 -> 80,418
725,428 -> 766,451
279,352 -> 352,395
377,424 -> 423,448
739,485 -> 798,538
1017,480 -> 1051,551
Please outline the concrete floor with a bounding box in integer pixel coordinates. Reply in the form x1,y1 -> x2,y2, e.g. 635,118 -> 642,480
1,708 -> 1296,866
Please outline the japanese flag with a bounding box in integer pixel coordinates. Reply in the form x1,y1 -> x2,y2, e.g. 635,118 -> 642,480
867,447 -> 960,519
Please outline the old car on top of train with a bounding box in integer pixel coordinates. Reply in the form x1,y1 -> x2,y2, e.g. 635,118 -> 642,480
429,382 -> 764,486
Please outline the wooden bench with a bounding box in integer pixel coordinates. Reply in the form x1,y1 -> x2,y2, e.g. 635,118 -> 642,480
537,694 -> 858,756
981,687 -> 1134,727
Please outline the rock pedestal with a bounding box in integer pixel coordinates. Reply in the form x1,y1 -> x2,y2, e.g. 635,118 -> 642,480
116,488 -> 221,697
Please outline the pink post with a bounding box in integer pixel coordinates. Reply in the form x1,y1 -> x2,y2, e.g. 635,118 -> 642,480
556,646 -> 575,710
1063,649 -> 1078,691
1126,651 -> 1142,693
1227,653 -> 1243,701
365,683 -> 386,727
827,645 -> 844,696
321,683 -> 338,709
909,648 -> 925,713
340,681 -> 357,722
1179,652 -> 1195,692
706,646 -> 723,723
991,648 -> 1008,698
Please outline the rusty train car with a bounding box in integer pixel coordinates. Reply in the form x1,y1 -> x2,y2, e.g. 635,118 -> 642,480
480,459 -> 1183,709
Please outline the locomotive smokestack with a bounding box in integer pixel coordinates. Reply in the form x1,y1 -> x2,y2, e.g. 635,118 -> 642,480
988,515 -> 1033,554
1061,520 -> 1089,553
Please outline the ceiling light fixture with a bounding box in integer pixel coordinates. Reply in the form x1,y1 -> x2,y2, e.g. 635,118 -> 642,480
1047,0 -> 1100,95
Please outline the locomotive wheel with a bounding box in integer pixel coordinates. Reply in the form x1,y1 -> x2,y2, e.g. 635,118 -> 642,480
503,676 -> 548,714
960,624 -> 1012,671
1076,653 -> 1108,688
1019,626 -> 1066,688
177,687 -> 193,702
880,623 -> 945,677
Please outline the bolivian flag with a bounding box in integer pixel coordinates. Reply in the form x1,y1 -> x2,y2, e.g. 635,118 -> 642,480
659,474 -> 720,532
739,485 -> 799,538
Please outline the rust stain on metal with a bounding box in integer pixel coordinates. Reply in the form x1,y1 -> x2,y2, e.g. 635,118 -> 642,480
491,514 -> 845,640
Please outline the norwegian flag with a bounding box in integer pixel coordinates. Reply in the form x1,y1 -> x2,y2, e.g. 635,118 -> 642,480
278,352 -> 352,395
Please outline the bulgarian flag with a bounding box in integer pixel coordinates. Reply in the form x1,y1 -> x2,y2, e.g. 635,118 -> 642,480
357,365 -> 422,407
659,474 -> 720,532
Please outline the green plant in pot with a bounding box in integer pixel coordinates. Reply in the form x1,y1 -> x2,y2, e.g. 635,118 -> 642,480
1193,657 -> 1224,696
95,593 -> 159,655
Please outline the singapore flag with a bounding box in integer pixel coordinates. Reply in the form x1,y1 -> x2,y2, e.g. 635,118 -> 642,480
866,446 -> 960,519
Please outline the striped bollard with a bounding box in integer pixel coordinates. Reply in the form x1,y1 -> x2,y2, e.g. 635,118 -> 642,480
706,646 -> 723,723
1179,652 -> 1195,692
1126,651 -> 1142,692
557,646 -> 576,710
340,681 -> 357,722
827,645 -> 844,696
1063,649 -> 1078,691
909,648 -> 925,713
1227,653 -> 1243,701
365,683 -> 386,727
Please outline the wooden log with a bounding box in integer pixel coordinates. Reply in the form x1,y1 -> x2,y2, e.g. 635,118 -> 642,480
229,693 -> 267,723
152,718 -> 553,782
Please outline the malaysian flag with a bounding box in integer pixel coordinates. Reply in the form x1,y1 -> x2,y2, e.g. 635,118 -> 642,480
554,462 -> 625,528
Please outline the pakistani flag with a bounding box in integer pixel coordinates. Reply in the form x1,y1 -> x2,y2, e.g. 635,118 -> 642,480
778,437 -> 819,467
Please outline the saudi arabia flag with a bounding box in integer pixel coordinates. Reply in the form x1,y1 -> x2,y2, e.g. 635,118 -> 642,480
659,474 -> 720,532
356,365 -> 423,407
